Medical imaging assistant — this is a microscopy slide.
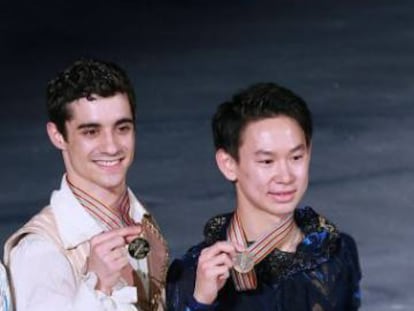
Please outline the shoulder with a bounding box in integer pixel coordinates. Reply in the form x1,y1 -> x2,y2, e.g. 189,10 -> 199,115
8,233 -> 71,274
295,207 -> 361,272
3,206 -> 63,265
338,232 -> 358,253
10,234 -> 67,269
337,232 -> 361,272
8,233 -> 76,291
203,212 -> 233,244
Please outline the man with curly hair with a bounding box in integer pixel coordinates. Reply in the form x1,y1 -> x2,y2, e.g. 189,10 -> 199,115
167,83 -> 361,310
4,59 -> 168,311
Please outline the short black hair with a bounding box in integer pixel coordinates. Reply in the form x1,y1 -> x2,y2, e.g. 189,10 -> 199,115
47,58 -> 136,139
212,82 -> 312,160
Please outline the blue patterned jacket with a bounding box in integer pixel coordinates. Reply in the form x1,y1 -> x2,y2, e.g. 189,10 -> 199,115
167,207 -> 361,311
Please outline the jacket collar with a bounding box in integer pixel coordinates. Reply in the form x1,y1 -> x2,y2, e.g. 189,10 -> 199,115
203,206 -> 339,279
50,175 -> 147,249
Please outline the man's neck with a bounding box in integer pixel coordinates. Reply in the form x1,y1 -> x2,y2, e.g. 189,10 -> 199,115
236,206 -> 294,242
101,189 -> 127,212
66,176 -> 127,212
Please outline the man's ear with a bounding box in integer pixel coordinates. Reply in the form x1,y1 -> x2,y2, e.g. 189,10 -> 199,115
46,122 -> 66,150
215,149 -> 237,182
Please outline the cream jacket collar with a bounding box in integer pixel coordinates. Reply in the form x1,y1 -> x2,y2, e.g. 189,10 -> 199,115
50,175 -> 147,249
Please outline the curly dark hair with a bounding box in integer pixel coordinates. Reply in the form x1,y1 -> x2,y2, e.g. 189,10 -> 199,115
47,58 -> 136,139
212,82 -> 313,161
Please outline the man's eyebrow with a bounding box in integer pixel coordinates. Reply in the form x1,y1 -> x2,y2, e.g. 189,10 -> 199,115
76,118 -> 134,130
253,144 -> 306,156
254,150 -> 274,156
290,144 -> 306,153
77,123 -> 100,130
115,118 -> 134,126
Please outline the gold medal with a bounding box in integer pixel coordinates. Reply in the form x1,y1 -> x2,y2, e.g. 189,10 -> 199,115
233,251 -> 255,273
128,237 -> 150,259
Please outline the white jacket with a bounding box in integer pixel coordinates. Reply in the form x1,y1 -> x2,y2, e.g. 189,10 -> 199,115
4,176 -> 168,311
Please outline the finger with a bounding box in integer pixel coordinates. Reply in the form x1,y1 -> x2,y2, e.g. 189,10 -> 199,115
105,252 -> 130,271
91,236 -> 126,257
199,265 -> 231,280
218,269 -> 230,280
91,225 -> 142,244
124,234 -> 142,244
200,241 -> 236,260
105,246 -> 128,261
199,252 -> 234,270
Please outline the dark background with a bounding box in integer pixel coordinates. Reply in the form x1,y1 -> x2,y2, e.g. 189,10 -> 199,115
1,1 -> 413,310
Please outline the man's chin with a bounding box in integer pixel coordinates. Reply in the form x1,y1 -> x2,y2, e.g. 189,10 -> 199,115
95,177 -> 127,192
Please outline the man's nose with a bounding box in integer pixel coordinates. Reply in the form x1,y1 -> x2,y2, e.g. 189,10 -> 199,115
100,131 -> 120,154
273,161 -> 294,184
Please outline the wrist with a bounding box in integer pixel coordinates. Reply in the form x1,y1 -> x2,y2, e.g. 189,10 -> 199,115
193,291 -> 215,305
187,295 -> 216,311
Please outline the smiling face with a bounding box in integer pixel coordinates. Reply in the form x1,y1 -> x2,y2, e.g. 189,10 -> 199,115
47,93 -> 135,200
217,116 -> 311,232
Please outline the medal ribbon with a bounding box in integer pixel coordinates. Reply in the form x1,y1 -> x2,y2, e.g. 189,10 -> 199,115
67,178 -> 152,305
67,178 -> 134,230
227,211 -> 295,291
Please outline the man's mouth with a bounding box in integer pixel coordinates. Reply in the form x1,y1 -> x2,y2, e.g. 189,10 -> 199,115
268,190 -> 296,202
94,159 -> 122,167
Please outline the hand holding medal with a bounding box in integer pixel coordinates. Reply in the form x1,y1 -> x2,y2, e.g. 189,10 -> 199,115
193,241 -> 238,305
88,225 -> 143,294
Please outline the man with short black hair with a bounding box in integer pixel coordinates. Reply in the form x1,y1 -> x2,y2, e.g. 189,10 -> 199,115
167,83 -> 361,310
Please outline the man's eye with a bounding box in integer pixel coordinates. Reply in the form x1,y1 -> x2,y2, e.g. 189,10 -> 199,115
292,154 -> 303,161
259,159 -> 273,164
118,125 -> 132,133
82,129 -> 98,136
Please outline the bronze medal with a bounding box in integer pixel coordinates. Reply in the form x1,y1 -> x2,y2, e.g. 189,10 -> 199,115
233,251 -> 255,273
128,237 -> 150,259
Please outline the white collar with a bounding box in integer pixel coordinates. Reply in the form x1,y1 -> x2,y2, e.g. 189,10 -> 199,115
50,175 -> 147,249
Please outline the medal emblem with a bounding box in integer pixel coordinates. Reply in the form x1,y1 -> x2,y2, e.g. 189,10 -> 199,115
233,251 -> 255,273
128,237 -> 150,259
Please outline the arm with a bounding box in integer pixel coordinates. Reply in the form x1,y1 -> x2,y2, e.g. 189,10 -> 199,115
341,233 -> 362,310
9,234 -> 137,311
0,263 -> 12,311
167,257 -> 217,311
87,226 -> 142,295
